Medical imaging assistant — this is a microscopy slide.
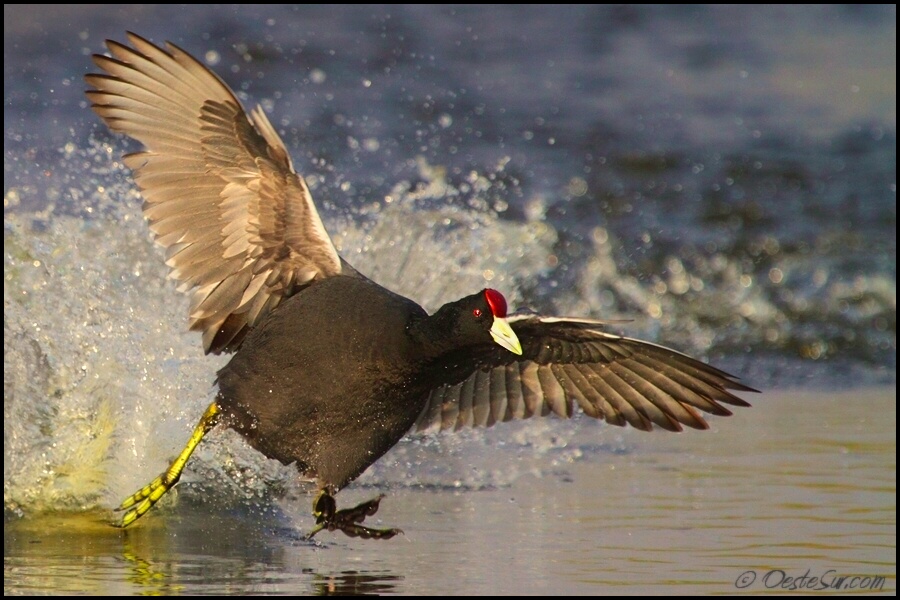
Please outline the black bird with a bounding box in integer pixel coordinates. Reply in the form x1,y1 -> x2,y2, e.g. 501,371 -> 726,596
85,33 -> 757,540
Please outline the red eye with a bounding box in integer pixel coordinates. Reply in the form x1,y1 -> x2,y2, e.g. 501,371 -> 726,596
473,308 -> 482,318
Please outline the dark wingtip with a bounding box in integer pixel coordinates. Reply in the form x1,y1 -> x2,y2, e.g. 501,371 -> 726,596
724,378 -> 760,401
734,382 -> 762,394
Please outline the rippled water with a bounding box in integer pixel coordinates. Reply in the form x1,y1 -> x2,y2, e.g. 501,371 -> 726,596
4,5 -> 896,595
5,390 -> 895,594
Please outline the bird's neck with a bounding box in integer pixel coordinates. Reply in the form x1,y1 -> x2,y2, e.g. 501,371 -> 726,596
406,309 -> 461,361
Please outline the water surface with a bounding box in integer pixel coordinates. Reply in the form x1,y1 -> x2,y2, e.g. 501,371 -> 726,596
5,390 -> 894,594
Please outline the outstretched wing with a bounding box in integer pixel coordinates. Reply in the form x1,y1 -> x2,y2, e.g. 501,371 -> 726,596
85,32 -> 341,354
416,313 -> 756,433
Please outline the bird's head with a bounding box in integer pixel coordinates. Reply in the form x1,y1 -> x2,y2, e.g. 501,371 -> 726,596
423,289 -> 523,356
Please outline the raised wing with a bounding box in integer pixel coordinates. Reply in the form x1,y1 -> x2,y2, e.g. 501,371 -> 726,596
416,313 -> 756,433
85,32 -> 341,353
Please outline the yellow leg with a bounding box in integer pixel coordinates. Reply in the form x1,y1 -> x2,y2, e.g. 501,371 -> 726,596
115,401 -> 220,528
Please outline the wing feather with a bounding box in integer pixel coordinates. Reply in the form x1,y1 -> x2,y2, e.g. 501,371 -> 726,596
416,314 -> 756,434
86,33 -> 342,354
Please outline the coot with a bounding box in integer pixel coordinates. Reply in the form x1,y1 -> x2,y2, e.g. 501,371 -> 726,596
86,33 -> 757,540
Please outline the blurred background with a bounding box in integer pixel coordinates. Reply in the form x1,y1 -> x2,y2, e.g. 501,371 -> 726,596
4,5 -> 896,595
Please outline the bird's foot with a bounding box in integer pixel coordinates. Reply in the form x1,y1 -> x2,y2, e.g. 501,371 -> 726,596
115,470 -> 180,528
113,401 -> 220,527
306,491 -> 403,540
